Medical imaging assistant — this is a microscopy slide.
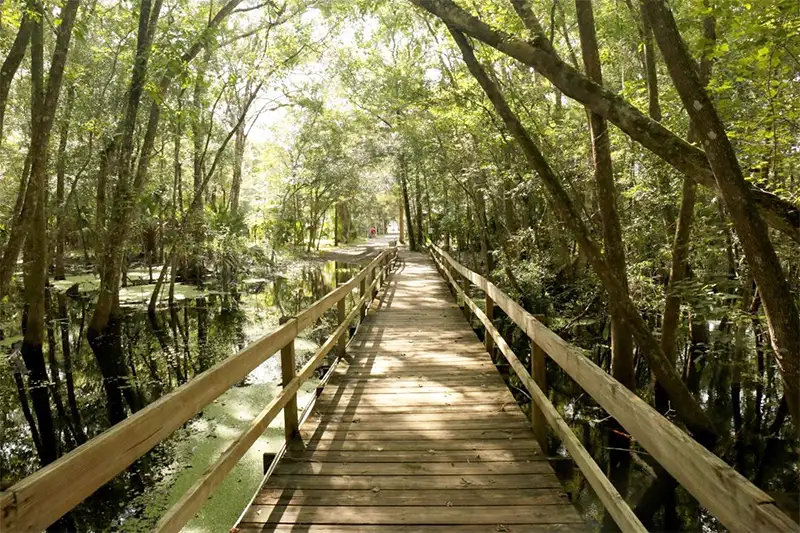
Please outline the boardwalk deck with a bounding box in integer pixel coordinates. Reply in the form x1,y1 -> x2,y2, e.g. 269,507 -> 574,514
236,252 -> 585,532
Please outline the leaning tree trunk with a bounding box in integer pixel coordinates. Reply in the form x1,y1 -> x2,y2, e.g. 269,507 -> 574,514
574,0 -> 634,505
656,3 -> 715,413
642,0 -> 800,436
575,0 -> 634,390
448,26 -> 717,444
0,1 -> 33,143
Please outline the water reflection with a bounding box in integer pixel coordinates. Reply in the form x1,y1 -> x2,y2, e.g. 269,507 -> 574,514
0,260 -> 358,532
471,303 -> 799,532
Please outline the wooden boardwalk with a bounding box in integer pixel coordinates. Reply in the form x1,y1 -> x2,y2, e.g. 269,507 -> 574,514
236,252 -> 585,532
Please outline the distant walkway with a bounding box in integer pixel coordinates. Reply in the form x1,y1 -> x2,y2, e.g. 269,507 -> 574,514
236,251 -> 584,531
317,233 -> 399,263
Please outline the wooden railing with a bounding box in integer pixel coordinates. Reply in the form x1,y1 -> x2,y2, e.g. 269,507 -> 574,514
0,247 -> 397,533
429,244 -> 797,533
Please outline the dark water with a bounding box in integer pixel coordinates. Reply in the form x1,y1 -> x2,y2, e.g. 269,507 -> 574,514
461,287 -> 799,532
0,259 -> 360,532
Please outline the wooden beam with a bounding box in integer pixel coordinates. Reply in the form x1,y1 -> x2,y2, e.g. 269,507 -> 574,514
430,244 -> 798,533
279,328 -> 299,445
337,295 -> 346,358
485,294 -> 495,355
530,331 -> 547,451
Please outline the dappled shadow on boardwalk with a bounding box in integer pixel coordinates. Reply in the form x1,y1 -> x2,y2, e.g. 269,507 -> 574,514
236,252 -> 586,532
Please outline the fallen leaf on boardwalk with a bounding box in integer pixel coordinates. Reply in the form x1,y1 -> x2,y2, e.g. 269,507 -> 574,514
372,487 -> 381,493
496,525 -> 509,532
427,449 -> 436,453
460,477 -> 472,485
446,501 -> 453,507
376,447 -> 384,451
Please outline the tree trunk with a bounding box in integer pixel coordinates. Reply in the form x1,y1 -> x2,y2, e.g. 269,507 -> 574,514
414,174 -> 424,246
0,1 -> 33,143
19,0 -> 80,468
398,197 -> 405,244
574,0 -> 634,503
55,84 -> 75,281
643,0 -> 800,436
448,26 -> 717,443
575,0 -> 634,391
230,119 -> 245,216
0,152 -> 32,296
400,155 -> 417,251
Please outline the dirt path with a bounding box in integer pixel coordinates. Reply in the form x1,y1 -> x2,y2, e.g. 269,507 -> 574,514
316,233 -> 399,263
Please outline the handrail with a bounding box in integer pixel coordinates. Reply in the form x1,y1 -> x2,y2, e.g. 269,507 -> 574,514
0,247 -> 397,533
429,247 -> 645,533
429,243 -> 797,533
156,251 -> 396,532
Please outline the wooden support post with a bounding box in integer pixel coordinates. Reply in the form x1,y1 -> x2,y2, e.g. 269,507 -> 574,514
359,277 -> 367,322
262,452 -> 277,474
279,317 -> 299,447
530,314 -> 547,451
485,294 -> 495,355
461,274 -> 472,325
372,263 -> 379,300
337,295 -> 346,358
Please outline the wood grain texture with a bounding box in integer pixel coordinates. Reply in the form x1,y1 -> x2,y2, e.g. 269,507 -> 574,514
237,252 -> 584,532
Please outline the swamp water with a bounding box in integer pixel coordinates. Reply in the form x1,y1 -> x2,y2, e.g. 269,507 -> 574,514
0,260 -> 360,532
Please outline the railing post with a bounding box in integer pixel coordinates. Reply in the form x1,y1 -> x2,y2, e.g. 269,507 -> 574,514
337,294 -> 346,358
372,262 -> 379,300
359,276 -> 367,322
530,314 -> 547,451
485,294 -> 495,355
279,316 -> 299,447
461,274 -> 472,325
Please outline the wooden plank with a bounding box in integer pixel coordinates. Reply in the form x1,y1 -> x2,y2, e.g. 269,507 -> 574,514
266,474 -> 564,490
311,403 -> 523,415
302,420 -> 529,432
305,391 -> 514,404
301,428 -> 534,441
321,384 -> 511,395
301,439 -> 541,452
282,449 -> 545,463
237,525 -> 591,533
273,461 -> 553,476
310,411 -> 528,424
252,488 -> 567,506
239,505 -> 583,525
431,244 -> 798,533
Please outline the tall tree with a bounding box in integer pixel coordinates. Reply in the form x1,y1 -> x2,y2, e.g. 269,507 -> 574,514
641,0 -> 800,436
